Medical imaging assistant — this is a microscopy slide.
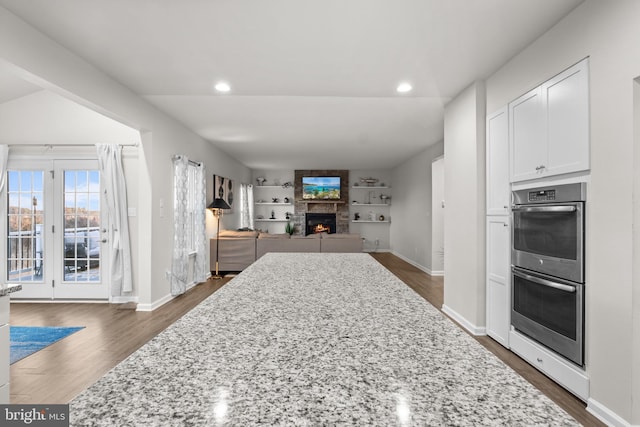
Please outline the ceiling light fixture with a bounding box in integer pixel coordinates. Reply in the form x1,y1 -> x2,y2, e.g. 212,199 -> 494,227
214,81 -> 231,93
396,82 -> 412,93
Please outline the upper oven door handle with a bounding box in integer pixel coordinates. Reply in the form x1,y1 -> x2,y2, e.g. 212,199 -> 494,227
511,205 -> 577,213
512,268 -> 577,293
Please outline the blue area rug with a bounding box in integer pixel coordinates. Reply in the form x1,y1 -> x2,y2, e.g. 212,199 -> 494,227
10,326 -> 85,364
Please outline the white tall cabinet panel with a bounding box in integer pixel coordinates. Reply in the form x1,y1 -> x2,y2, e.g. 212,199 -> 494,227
486,106 -> 511,348
486,107 -> 510,215
486,217 -> 511,347
509,58 -> 589,182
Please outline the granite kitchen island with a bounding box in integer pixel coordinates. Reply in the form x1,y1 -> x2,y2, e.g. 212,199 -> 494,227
70,253 -> 577,426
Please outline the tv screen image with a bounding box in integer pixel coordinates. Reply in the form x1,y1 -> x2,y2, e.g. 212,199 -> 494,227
302,177 -> 341,200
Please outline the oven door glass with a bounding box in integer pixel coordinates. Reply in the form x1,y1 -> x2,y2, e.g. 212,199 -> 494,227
511,267 -> 584,366
513,270 -> 577,340
513,203 -> 581,261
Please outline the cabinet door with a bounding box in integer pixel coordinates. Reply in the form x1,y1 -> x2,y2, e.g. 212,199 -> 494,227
509,87 -> 546,182
544,58 -> 589,176
487,107 -> 510,215
486,217 -> 511,347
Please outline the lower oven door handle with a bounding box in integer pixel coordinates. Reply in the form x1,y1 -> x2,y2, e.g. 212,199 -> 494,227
511,205 -> 576,213
512,268 -> 577,293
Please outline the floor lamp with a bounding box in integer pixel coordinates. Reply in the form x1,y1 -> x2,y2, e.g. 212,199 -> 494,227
208,198 -> 231,279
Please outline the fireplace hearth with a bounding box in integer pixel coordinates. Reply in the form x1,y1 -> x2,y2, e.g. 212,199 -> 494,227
306,213 -> 337,235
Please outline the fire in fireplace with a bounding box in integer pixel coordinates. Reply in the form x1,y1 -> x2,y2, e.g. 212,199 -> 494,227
306,213 -> 336,235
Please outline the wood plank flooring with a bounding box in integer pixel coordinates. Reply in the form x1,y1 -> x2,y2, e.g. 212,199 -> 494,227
9,253 -> 603,426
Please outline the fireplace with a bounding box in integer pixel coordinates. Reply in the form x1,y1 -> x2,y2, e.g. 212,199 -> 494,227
306,213 -> 337,235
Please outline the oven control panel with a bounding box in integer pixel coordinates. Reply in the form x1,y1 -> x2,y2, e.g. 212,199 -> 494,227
528,189 -> 556,202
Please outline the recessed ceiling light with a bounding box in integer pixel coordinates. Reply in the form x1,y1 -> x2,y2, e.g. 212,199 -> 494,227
397,82 -> 412,93
214,81 -> 231,93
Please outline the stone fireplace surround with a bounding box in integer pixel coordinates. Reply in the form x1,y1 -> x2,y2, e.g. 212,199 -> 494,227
292,170 -> 350,235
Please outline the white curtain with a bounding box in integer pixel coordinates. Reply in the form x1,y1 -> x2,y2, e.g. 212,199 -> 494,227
240,183 -> 254,230
0,145 -> 8,193
171,155 -> 189,295
96,144 -> 133,296
192,162 -> 208,283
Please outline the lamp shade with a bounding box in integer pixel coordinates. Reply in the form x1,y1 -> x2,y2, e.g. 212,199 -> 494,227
207,198 -> 231,210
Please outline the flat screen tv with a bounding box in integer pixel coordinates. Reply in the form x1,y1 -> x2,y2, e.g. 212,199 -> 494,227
302,176 -> 341,200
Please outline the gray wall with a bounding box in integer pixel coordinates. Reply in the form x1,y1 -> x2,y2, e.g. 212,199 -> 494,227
0,7 -> 251,308
442,81 -> 486,332
390,143 -> 444,272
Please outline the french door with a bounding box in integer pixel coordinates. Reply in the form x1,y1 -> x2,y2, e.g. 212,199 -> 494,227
6,159 -> 109,300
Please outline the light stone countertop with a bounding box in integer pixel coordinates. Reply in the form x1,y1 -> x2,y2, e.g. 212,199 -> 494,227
70,253 -> 578,426
0,284 -> 22,297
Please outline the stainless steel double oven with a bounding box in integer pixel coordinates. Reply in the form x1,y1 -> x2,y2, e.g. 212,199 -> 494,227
511,183 -> 586,366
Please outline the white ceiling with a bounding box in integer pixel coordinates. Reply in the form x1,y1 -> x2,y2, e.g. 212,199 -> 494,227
0,0 -> 583,169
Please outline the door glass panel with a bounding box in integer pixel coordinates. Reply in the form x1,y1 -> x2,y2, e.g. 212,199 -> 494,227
513,206 -> 579,260
63,170 -> 100,282
7,170 -> 44,282
513,275 -> 577,340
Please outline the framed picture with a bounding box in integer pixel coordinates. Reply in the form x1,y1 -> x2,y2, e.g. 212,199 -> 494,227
214,175 -> 234,212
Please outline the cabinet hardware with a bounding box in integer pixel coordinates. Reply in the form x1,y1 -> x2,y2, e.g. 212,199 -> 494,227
503,223 -> 509,227
537,357 -> 543,363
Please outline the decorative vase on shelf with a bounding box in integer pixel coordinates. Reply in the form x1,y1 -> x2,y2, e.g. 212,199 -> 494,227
270,210 -> 275,219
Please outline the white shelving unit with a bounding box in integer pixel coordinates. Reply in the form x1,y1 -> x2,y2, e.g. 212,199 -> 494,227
253,183 -> 294,233
348,177 -> 392,251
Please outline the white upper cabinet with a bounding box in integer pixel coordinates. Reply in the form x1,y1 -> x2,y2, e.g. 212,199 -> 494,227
486,106 -> 510,215
509,58 -> 589,182
545,59 -> 590,176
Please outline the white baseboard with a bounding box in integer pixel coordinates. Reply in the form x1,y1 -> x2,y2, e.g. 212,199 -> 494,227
391,251 -> 435,276
136,293 -> 174,312
587,398 -> 633,427
110,295 -> 139,304
430,270 -> 444,276
442,304 -> 487,336
136,281 -> 199,311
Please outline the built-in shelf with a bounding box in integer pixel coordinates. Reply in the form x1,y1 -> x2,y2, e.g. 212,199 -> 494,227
351,186 -> 390,189
351,220 -> 390,223
255,202 -> 291,205
351,203 -> 390,207
255,218 -> 290,222
255,185 -> 291,189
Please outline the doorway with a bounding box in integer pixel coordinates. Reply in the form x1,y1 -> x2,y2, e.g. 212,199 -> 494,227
5,159 -> 109,300
431,156 -> 445,275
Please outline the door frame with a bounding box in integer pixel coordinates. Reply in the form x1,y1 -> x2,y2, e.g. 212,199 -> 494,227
3,154 -> 111,301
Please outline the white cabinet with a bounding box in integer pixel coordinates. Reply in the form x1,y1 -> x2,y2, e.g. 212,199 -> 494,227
486,107 -> 510,215
545,59 -> 590,176
509,58 -> 589,182
486,216 -> 511,347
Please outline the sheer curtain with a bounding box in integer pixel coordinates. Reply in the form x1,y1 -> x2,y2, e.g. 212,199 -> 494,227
240,183 -> 254,230
192,162 -> 208,283
171,155 -> 189,295
96,144 -> 133,296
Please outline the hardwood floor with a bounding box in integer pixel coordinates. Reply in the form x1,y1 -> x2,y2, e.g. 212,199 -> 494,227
9,254 -> 603,426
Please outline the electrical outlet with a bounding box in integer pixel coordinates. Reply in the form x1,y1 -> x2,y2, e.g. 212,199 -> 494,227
165,270 -> 171,281
375,239 -> 380,246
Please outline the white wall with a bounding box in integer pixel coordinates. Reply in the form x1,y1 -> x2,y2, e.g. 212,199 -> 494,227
0,6 -> 251,308
389,144 -> 443,271
443,81 -> 486,332
431,157 -> 444,274
485,1 -> 640,423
